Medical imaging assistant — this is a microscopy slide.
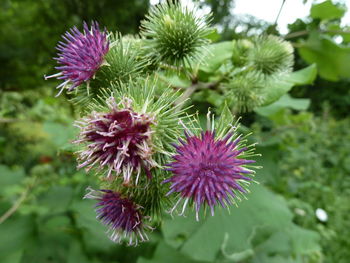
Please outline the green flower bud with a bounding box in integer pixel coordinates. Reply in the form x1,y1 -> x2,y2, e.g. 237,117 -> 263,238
225,71 -> 266,113
140,1 -> 212,69
248,35 -> 294,75
232,39 -> 254,67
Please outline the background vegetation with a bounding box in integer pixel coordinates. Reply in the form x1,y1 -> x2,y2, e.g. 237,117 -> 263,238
1,0 -> 349,262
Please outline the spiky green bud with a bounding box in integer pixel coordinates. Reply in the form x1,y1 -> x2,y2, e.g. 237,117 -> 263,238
99,33 -> 146,84
248,35 -> 294,75
232,39 -> 254,67
225,71 -> 265,113
140,1 -> 212,69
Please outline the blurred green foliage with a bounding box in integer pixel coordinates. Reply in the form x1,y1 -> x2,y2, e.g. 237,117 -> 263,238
252,108 -> 350,263
0,0 -> 149,91
1,0 -> 350,262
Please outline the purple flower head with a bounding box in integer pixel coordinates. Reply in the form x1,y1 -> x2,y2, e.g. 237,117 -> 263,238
84,187 -> 151,245
75,97 -> 157,184
163,130 -> 255,221
45,21 -> 109,96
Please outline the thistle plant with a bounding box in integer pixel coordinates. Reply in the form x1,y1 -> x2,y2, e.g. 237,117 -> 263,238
44,0 -> 302,246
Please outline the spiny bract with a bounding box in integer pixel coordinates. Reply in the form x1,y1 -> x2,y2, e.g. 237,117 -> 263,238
140,1 -> 211,68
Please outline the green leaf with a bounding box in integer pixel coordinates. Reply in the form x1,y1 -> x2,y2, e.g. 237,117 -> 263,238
0,165 -> 25,191
0,216 -> 34,259
157,72 -> 191,88
39,186 -> 73,214
255,94 -> 310,117
298,33 -> 350,81
262,64 -> 317,106
26,215 -> 75,263
0,250 -> 23,263
137,242 -> 205,263
284,64 -> 317,85
204,28 -> 220,42
215,102 -> 234,138
162,184 -> 293,262
162,184 -> 321,262
252,226 -> 320,263
67,239 -> 90,263
310,0 -> 346,20
199,41 -> 233,73
43,121 -> 77,150
206,89 -> 224,108
70,200 -> 114,252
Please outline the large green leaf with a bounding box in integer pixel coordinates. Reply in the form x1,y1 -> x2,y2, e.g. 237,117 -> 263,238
199,41 -> 233,73
298,33 -> 350,81
310,0 -> 346,20
162,184 -> 321,262
0,216 -> 34,260
38,186 -> 74,214
251,226 -> 321,263
284,64 -> 317,85
0,250 -> 23,263
157,72 -> 191,88
43,121 -> 77,150
138,242 -> 206,263
67,239 -> 90,263
25,215 -> 75,263
0,165 -> 25,191
262,64 -> 317,106
70,199 -> 114,252
256,94 -> 310,117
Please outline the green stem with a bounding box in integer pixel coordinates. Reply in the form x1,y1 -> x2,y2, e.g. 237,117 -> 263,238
0,189 -> 29,224
0,176 -> 37,224
284,29 -> 350,40
275,0 -> 287,25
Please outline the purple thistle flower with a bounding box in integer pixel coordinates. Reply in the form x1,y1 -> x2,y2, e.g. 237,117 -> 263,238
84,187 -> 151,245
163,130 -> 255,221
74,97 -> 157,183
45,21 -> 109,96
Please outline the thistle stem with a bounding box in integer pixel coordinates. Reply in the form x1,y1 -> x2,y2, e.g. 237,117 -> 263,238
0,188 -> 29,224
275,0 -> 286,25
0,176 -> 37,224
174,84 -> 198,109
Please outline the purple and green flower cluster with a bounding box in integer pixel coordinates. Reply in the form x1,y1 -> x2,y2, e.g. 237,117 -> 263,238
45,6 -> 259,246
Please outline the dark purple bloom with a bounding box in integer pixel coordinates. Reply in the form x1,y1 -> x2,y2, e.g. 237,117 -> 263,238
45,21 -> 109,96
84,187 -> 150,245
75,97 -> 156,183
163,130 -> 255,220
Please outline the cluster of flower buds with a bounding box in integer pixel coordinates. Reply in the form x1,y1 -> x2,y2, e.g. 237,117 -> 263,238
45,1 -> 260,246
